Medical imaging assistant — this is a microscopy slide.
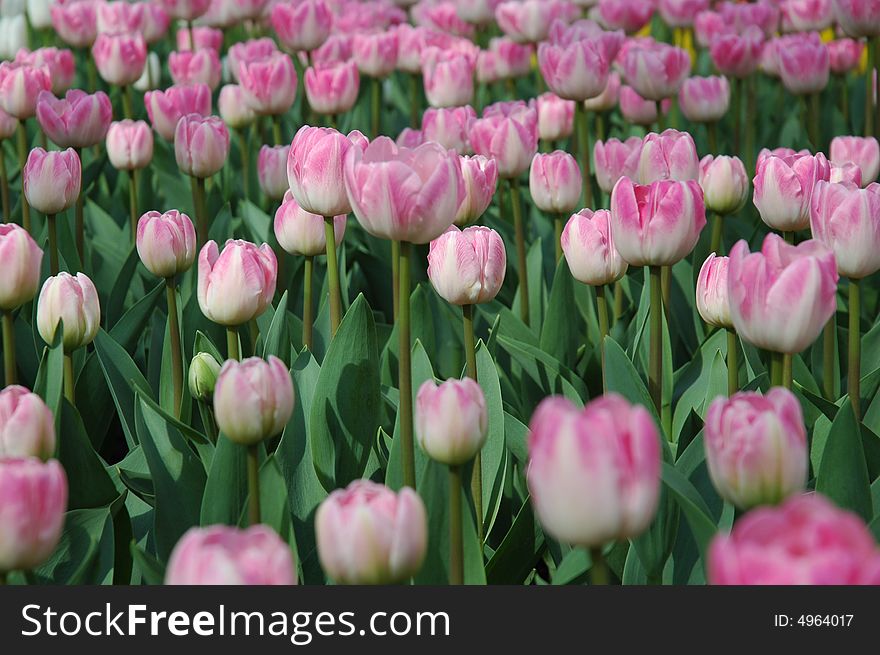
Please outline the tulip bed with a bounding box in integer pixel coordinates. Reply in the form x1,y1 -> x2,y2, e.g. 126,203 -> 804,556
2,0 -> 880,588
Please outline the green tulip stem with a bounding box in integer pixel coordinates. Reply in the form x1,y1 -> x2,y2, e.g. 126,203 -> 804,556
409,73 -> 421,129
324,217 -> 342,336
187,20 -> 195,50
47,213 -> 58,275
237,129 -> 251,202
302,255 -> 313,350
745,77 -> 756,173
849,278 -> 861,419
613,281 -> 624,324
63,354 -> 75,405
17,121 -> 30,232
710,213 -> 723,255
707,121 -> 718,155
391,240 -> 400,322
808,92 -> 821,151
596,284 -> 609,391
74,148 -> 84,260
575,101 -> 593,209
121,86 -> 133,120
272,115 -> 282,146
782,353 -> 793,390
3,310 -> 15,386
371,76 -> 382,139
462,303 -> 483,544
874,36 -> 880,139
509,178 -> 530,326
85,52 -> 97,94
554,213 -> 564,262
866,38 -> 876,138
166,278 -> 183,419
448,464 -> 464,585
398,240 -> 415,489
247,444 -> 261,526
226,326 -> 240,361
648,265 -> 663,418
0,571 -> 6,585
590,547 -> 608,585
770,351 -> 784,387
823,319 -> 836,401
727,328 -> 738,396
128,169 -> 138,244
191,176 -> 208,248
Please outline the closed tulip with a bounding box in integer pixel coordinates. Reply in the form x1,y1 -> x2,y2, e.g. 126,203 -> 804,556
705,388 -> 808,509
527,394 -> 661,546
416,378 -> 488,465
710,27 -> 764,78
344,137 -> 464,243
174,113 -> 229,179
15,48 -> 76,96
455,155 -> 498,226
427,225 -> 506,305
258,145 -> 290,202
106,119 -> 154,171
238,52 -> 298,116
51,1 -> 98,48
700,155 -> 749,215
168,48 -> 222,90
621,41 -> 690,101
538,35 -> 611,103
0,386 -> 55,460
727,234 -> 838,354
778,34 -> 830,95
637,129 -> 700,185
495,0 -> 560,43
227,38 -> 277,84
175,25 -> 223,52
678,75 -> 730,123
708,493 -> 880,584
145,83 -> 212,141
610,177 -> 706,266
156,0 -> 211,21
533,93 -> 574,142
36,272 -> 100,352
0,108 -> 16,140
828,38 -> 864,74
0,458 -> 67,573
271,0 -> 333,53
594,136 -> 641,194
597,0 -> 655,33
469,100 -> 538,179
274,191 -> 346,257
35,89 -> 112,149
213,356 -> 294,446
693,10 -> 730,48
421,47 -> 475,109
529,151 -> 582,215
833,0 -> 880,38
0,224 -> 42,311
696,253 -> 732,328
136,210 -> 197,279
92,32 -> 147,86
304,60 -> 360,116
561,208 -> 628,286
753,151 -> 830,231
830,136 -> 880,186
217,84 -> 256,130
810,181 -> 880,279
784,0 -> 833,31
478,37 -> 533,82
23,147 -> 81,215
188,352 -> 221,401
619,85 -> 668,126
315,480 -> 428,585
422,106 -> 475,155
659,0 -> 709,27
0,62 -> 51,120
166,525 -> 296,585
141,3 -> 170,44
584,71 -> 621,112
96,1 -> 145,35
353,30 -> 399,79
198,239 -> 277,326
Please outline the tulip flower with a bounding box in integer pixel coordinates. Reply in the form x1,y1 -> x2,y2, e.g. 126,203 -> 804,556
753,151 -> 830,233
533,93 -> 574,143
304,60 -> 360,117
238,52 -> 298,120
15,48 -> 76,96
421,47 -> 475,109
353,30 -> 398,136
51,1 -> 98,49
562,208 -> 628,288
778,34 -> 830,97
537,34 -> 612,103
0,458 -> 67,574
166,525 -> 296,585
700,155 -> 749,251
227,38 -> 278,84
188,352 -> 221,402
597,0 -> 655,33
830,136 -> 880,185
710,27 -> 764,78
637,129 -> 700,185
0,386 -> 55,460
427,225 -> 506,306
144,83 -> 212,141
257,145 -> 290,203
594,136 -> 642,194
832,0 -> 880,38
315,480 -> 428,584
708,494 -> 880,584
478,37 -> 533,82
136,210 -> 197,280
529,151 -> 582,259
270,0 -> 333,53
91,32 -> 147,90
422,106 -> 475,155
828,38 -> 864,75
584,71 -> 622,113
0,62 -> 51,120
659,0 -> 709,27
168,48 -> 222,90
696,253 -> 733,329
495,0 -> 565,44
455,155 -> 498,227
621,41 -> 691,101
470,101 -> 538,179
35,89 -> 112,149
175,25 -> 223,53
0,223 -> 43,315
106,119 -> 154,171
619,85 -> 668,126
218,84 -> 257,131
678,76 -> 730,125
156,0 -> 211,21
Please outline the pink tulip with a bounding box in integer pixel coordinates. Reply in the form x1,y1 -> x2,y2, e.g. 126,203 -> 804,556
832,0 -> 880,38
271,0 -> 333,53
610,177 -> 707,266
708,493 -> 880,584
597,0 -> 654,34
527,393 -> 661,546
168,48 -> 222,89
705,388 -> 808,509
315,480 -> 428,584
784,0 -> 833,31
659,0 -> 710,27
141,3 -> 170,44
416,378 -> 488,465
457,0 -> 502,25
477,37 -> 533,82
396,127 -> 424,148
23,147 -> 81,215
693,10 -> 731,48
422,105 -> 475,154
710,26 -> 764,78
344,137 -> 464,243
35,89 -> 112,149
304,60 -> 360,116
421,47 -> 475,109
529,151 -> 582,215
0,108 -> 16,139
257,144 -> 290,202
91,32 -> 147,86
538,34 -> 612,102
311,34 -> 353,67
0,62 -> 51,120
700,155 -> 749,215
233,0 -> 270,20
495,0 -> 566,44
637,129 -> 700,185
213,355 -> 294,445
830,161 -> 863,185
619,85 -> 667,126
778,33 -> 830,95
593,136 -> 641,194
756,146 -> 812,169
720,0 -> 780,36
678,75 -> 730,123
0,458 -> 67,573
353,30 -> 399,79
411,1 -> 474,37
0,224 -> 42,311
96,1 -> 145,35
455,155 -> 498,226
36,272 -> 101,352
106,119 -> 154,170
828,38 -> 865,74
0,386 -> 55,461
238,52 -> 298,116
753,151 -> 830,231
51,1 -> 98,48
175,25 -> 223,52
583,71 -> 622,112
810,181 -> 880,279
394,24 -> 430,74
156,0 -> 211,21
533,93 -> 575,142
14,48 -> 76,96
217,84 -> 256,130
427,225 -> 506,305
727,233 -> 838,354
288,126 -> 367,217
621,40 -> 691,101
470,100 -> 538,179
696,253 -> 732,328
136,210 -> 197,279
561,208 -> 628,286
226,38 -> 277,83
166,525 -> 296,585
174,113 -> 229,178
274,191 -> 346,257
830,136 -> 880,185
198,239 -> 277,326
144,83 -> 212,141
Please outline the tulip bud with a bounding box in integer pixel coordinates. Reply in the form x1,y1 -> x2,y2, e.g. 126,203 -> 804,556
36,272 -> 100,353
0,457 -> 67,573
593,136 -> 641,194
136,210 -> 197,279
23,147 -> 81,215
36,89 -> 112,150
621,41 -> 690,101
496,0 -> 566,44
469,100 -> 538,179
422,47 -> 475,109
0,386 -> 55,460
0,224 -> 42,311
166,525 -> 296,585
304,60 -> 360,117
753,152 -> 830,231
289,126 -> 366,218
637,129 -> 700,185
175,26 -> 223,53
828,38 -> 864,75
352,30 -> 399,78
710,27 -> 764,78
415,378 -> 488,465
696,253 -> 732,328
227,38 -> 278,84
0,62 -> 51,119
213,356 -> 294,445
561,209 -> 628,286
810,181 -> 880,279
188,352 -> 221,401
0,108 -> 17,140
218,84 -> 256,130
169,48 -> 222,90
271,0 -> 333,53
106,119 -> 153,171
157,0 -> 211,21
238,52 -> 298,116
455,155 -> 498,226
174,113 -> 230,179
427,225 -> 506,305
51,2 -> 98,49
273,191 -> 346,257
15,48 -> 75,96
527,393 -> 661,546
198,239 -> 277,326
257,145 -> 290,202
533,92 -> 574,142
529,151 -> 582,215
421,106 -> 475,155
145,83 -> 212,141
537,35 -> 611,102
779,35 -> 830,95
678,75 -> 730,123
830,136 -> 880,186
315,480 -> 428,584
91,32 -> 147,86
597,0 -> 655,34
699,155 -> 749,215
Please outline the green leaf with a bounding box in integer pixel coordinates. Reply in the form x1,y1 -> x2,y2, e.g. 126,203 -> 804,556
94,329 -> 153,448
32,506 -> 114,585
58,399 -> 119,510
486,499 -> 543,584
130,543 -> 165,585
32,325 -> 64,423
604,336 -> 660,426
815,402 -> 873,522
475,342 -> 506,537
539,261 -> 581,368
660,462 -> 717,557
201,434 -> 248,526
261,291 -> 290,364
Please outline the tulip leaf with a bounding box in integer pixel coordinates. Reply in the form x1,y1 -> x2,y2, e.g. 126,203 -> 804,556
540,260 -> 582,369
31,506 -> 114,585
201,434 -> 249,527
32,323 -> 64,425
816,402 -> 873,522
57,398 -> 119,510
476,341 -> 507,538
261,291 -> 290,364
486,498 -> 544,585
660,462 -> 717,558
604,336 -> 660,426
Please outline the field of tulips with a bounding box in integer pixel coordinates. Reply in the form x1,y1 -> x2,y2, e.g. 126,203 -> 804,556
2,0 -> 880,589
